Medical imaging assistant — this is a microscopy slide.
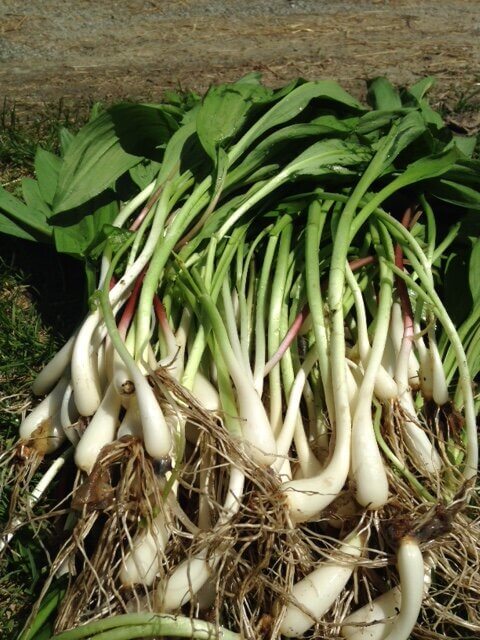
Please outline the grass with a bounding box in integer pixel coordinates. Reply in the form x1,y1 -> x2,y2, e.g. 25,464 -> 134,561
0,98 -> 92,185
0,258 -> 59,639
0,101 -> 89,639
0,86 -> 479,639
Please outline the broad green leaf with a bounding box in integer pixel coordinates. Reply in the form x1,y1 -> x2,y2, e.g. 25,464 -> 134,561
53,198 -> 119,258
22,178 -> 53,221
357,110 -> 427,191
53,104 -> 179,212
87,224 -> 133,260
400,78 -> 444,128
161,88 -> 201,115
469,239 -> 480,304
0,185 -> 51,237
428,179 -> 480,209
442,159 -> 480,188
353,132 -> 461,233
107,103 -> 179,157
229,80 -> 365,163
0,211 -> 39,241
89,102 -> 105,121
444,251 -> 471,325
226,119 -> 356,188
196,79 -> 272,160
286,138 -> 371,178
310,114 -> 359,132
157,120 -> 197,184
355,108 -> 413,135
59,127 -> 75,156
418,98 -> 445,129
367,77 -> 402,110
405,77 -> 436,102
389,146 -> 461,191
34,148 -> 61,205
53,111 -> 139,212
377,110 -> 427,170
452,134 -> 477,158
130,160 -> 162,189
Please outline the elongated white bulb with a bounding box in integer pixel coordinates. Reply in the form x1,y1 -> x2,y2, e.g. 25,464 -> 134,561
32,334 -> 76,396
383,537 -> 424,640
279,533 -> 363,637
60,382 -> 80,445
351,409 -> 389,509
117,395 -> 142,439
20,376 -> 69,453
341,587 -> 401,640
71,311 -> 103,416
74,382 -> 121,473
120,512 -> 171,586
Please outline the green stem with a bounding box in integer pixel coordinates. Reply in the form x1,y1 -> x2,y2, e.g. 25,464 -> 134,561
267,217 -> 293,434
253,229 -> 280,391
305,200 -> 334,419
181,229 -> 246,390
50,614 -> 240,640
378,213 -> 478,479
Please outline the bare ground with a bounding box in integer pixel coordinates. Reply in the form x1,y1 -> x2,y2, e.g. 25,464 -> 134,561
1,0 -> 479,114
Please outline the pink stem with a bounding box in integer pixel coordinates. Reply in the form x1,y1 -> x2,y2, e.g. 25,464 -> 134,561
264,255 -> 377,375
395,207 -> 415,343
264,305 -> 310,375
117,268 -> 146,339
129,186 -> 163,232
153,295 -> 176,349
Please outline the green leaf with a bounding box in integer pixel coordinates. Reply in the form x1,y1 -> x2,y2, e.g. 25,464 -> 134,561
89,101 -> 105,121
401,78 -> 444,129
59,127 -> 75,156
452,134 -> 477,158
286,138 -> 371,178
53,111 -> 139,212
22,178 -> 53,220
107,103 -> 180,158
226,119 -> 356,188
444,251 -> 471,325
18,584 -> 65,640
392,146 -> 462,190
34,148 -> 61,204
0,185 -> 51,237
405,77 -> 436,101
53,197 -> 119,258
130,159 -> 162,189
355,108 -> 413,135
469,239 -> 480,304
229,80 -> 365,163
87,223 -> 133,260
196,79 -> 272,160
0,211 -> 39,241
53,104 -> 179,212
428,179 -> 480,209
157,119 -> 197,184
367,77 -> 402,110
378,110 -> 427,170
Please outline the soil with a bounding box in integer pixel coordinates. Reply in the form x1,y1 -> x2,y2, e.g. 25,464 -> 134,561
1,0 -> 479,114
